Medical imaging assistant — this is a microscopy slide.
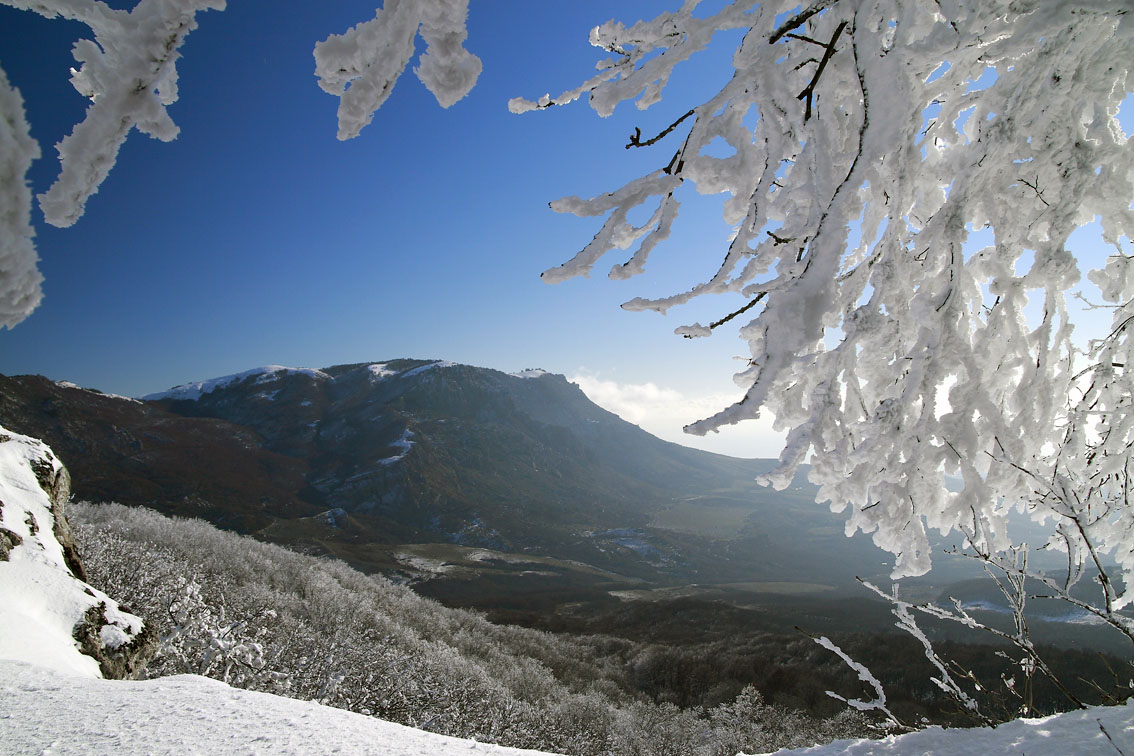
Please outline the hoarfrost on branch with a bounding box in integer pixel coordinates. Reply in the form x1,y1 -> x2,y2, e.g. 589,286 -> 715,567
521,1 -> 1134,588
0,0 -> 478,326
0,0 -> 227,230
0,65 -> 42,328
314,0 -> 481,140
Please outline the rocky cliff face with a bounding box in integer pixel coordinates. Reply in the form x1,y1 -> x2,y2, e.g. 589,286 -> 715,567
0,425 -> 155,678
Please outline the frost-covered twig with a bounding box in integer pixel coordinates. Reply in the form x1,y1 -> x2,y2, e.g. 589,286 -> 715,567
1,0 -> 481,325
314,0 -> 481,140
858,580 -> 994,724
807,631 -> 909,731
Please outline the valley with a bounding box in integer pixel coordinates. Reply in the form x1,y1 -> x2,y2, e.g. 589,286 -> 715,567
0,360 -> 1119,656
0,361 -> 902,597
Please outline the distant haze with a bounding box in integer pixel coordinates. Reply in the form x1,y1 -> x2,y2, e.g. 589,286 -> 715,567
571,372 -> 784,459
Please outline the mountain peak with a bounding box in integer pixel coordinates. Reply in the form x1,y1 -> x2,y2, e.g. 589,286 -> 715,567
142,365 -> 332,402
143,360 -> 569,403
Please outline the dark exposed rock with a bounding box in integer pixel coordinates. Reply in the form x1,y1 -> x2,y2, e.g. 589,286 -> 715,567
72,602 -> 158,680
0,525 -> 22,560
36,459 -> 87,582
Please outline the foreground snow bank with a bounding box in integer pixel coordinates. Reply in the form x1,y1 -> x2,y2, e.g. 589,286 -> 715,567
0,660 -> 561,756
4,658 -> 1132,756
753,700 -> 1134,756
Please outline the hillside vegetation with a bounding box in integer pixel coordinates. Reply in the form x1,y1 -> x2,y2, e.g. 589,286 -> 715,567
71,503 -> 867,756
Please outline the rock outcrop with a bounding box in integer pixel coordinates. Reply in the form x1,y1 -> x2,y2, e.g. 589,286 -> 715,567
0,424 -> 155,677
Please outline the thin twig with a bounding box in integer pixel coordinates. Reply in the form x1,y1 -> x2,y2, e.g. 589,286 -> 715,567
683,291 -> 768,338
770,0 -> 843,44
626,109 -> 696,149
797,21 -> 848,121
1099,719 -> 1128,756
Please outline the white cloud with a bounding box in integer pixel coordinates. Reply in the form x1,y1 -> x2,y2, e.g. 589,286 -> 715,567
570,372 -> 786,459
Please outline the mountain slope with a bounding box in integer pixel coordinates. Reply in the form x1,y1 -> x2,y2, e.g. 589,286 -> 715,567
0,361 -> 891,598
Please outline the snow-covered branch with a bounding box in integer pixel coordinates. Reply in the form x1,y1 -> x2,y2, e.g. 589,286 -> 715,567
0,66 -> 42,328
314,0 -> 481,140
0,0 -> 478,322
811,633 -> 907,731
527,0 -> 1134,581
2,0 -> 226,228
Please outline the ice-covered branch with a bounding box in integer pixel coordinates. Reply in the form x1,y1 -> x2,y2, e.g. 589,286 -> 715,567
528,0 -> 1134,582
858,580 -> 991,722
3,0 -> 226,228
314,0 -> 481,141
0,65 -> 43,328
810,633 -> 907,731
1,0 -> 484,324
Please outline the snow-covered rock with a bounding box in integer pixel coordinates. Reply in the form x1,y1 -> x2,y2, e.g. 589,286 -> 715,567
510,369 -> 548,379
0,424 -> 154,678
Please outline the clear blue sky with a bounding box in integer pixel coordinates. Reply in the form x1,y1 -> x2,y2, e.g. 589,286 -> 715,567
0,1 -> 788,456
0,2 -> 1127,458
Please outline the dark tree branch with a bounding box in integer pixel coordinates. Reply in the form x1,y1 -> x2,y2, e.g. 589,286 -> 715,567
664,149 -> 685,175
683,291 -> 768,338
770,0 -> 843,44
626,109 -> 696,149
1019,175 -> 1051,206
797,21 -> 848,122
785,32 -> 830,47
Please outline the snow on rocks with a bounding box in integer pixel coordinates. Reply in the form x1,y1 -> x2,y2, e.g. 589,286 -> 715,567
368,362 -> 398,381
510,369 -> 548,379
143,365 -> 331,401
0,424 -> 153,678
55,380 -> 141,403
378,428 -> 414,466
401,360 -> 456,378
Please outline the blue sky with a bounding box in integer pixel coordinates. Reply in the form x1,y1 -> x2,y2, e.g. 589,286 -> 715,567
0,2 -> 1128,459
0,1 -> 787,456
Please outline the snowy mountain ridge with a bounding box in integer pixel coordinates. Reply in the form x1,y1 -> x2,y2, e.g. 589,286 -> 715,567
141,364 -> 333,401
8,360 -> 894,601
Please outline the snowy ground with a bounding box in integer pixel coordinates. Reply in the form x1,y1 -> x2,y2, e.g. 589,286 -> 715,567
0,660 -> 560,756
3,659 -> 1133,756
766,703 -> 1134,755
